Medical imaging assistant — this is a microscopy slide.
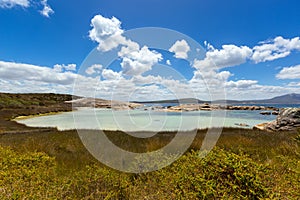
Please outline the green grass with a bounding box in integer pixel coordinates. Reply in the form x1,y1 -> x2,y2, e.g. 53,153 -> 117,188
0,146 -> 272,199
0,128 -> 299,199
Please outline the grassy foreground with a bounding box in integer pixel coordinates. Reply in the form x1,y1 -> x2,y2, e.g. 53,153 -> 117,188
0,128 -> 299,199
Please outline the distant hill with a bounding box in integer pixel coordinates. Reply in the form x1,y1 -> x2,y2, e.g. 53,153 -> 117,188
264,93 -> 300,104
133,93 -> 300,105
221,93 -> 300,105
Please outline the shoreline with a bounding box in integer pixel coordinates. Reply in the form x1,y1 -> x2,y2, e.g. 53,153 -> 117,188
13,110 -> 73,121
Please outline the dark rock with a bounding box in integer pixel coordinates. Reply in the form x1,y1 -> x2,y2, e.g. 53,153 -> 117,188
260,111 -> 271,115
254,108 -> 300,131
234,123 -> 249,127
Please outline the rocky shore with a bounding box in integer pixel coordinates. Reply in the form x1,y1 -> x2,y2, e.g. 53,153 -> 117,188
67,98 -> 142,110
68,97 -> 282,113
254,108 -> 300,131
154,103 -> 279,112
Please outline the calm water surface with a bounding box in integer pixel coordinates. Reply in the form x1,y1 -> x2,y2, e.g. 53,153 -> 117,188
16,108 -> 277,131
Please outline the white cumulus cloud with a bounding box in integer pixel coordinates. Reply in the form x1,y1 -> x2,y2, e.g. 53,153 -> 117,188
0,0 -> 54,17
226,80 -> 258,88
0,61 -> 79,85
89,14 -> 163,76
101,69 -> 122,80
89,15 -> 126,51
119,46 -> 162,76
276,64 -> 300,79
53,64 -> 76,72
169,39 -> 191,59
193,45 -> 252,70
252,36 -> 300,63
287,82 -> 300,87
0,60 -> 103,96
85,64 -> 103,75
0,0 -> 29,8
40,0 -> 54,18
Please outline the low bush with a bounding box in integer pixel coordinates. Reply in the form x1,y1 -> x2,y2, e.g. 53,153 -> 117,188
129,148 -> 270,199
0,146 -> 275,199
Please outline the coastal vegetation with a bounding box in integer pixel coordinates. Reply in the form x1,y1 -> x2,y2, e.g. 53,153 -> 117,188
0,93 -> 299,199
0,129 -> 299,199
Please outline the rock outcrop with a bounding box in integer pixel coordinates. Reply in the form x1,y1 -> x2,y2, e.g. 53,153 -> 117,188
254,108 -> 300,131
66,98 -> 142,110
163,104 -> 279,112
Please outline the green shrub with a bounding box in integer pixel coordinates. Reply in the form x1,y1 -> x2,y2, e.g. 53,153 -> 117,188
1,144 -> 298,199
128,148 -> 270,199
69,165 -> 130,199
295,129 -> 300,143
0,147 -> 60,199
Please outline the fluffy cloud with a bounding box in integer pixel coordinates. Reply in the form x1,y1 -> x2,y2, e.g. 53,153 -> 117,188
0,79 -> 72,94
40,0 -> 54,18
1,59 -> 299,101
0,60 -> 103,96
89,27 -> 300,100
287,82 -> 300,87
190,70 -> 232,92
101,69 -> 122,80
0,0 -> 29,8
226,80 -> 258,88
191,70 -> 231,82
169,39 -> 191,59
85,64 -> 103,75
89,15 -> 126,51
193,45 -> 252,70
252,36 -> 300,63
103,75 -> 193,101
204,41 -> 215,51
87,73 -> 300,101
166,60 -> 171,65
131,75 -> 163,85
195,36 -> 300,71
89,15 -> 162,76
119,46 -> 162,76
224,83 -> 300,100
0,61 -> 79,85
190,44 -> 252,96
53,64 -> 76,72
276,64 -> 300,79
0,0 -> 54,17
188,37 -> 300,100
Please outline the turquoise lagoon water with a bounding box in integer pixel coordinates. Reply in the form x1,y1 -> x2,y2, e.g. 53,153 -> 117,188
16,108 -> 276,132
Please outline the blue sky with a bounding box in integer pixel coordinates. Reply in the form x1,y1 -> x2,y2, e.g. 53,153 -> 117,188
0,0 -> 300,100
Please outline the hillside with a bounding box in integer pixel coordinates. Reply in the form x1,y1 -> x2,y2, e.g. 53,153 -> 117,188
133,93 -> 300,105
0,93 -> 78,109
219,93 -> 300,104
265,93 -> 300,104
0,93 -> 79,132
